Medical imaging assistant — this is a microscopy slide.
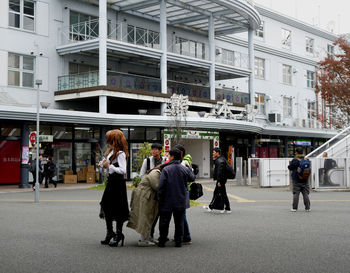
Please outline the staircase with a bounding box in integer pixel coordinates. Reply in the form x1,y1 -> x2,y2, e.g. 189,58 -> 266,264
307,126 -> 350,158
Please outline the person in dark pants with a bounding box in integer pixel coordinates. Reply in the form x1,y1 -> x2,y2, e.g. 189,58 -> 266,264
44,157 -> 56,188
157,148 -> 195,247
31,155 -> 43,190
288,147 -> 311,212
205,148 -> 231,213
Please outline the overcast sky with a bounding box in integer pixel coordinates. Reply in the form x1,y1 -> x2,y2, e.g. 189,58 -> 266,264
254,0 -> 350,35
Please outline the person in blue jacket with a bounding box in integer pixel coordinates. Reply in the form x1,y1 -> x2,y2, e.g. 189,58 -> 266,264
157,148 -> 195,247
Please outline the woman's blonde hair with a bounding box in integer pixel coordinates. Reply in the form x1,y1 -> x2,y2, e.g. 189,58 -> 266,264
105,129 -> 129,161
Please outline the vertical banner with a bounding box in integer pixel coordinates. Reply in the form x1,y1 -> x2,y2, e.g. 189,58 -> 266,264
163,133 -> 171,158
227,145 -> 234,167
21,146 -> 29,164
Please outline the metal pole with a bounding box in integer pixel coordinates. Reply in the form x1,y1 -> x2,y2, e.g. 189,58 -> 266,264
99,0 -> 107,114
160,0 -> 167,115
248,27 -> 255,105
209,14 -> 215,101
35,80 -> 42,203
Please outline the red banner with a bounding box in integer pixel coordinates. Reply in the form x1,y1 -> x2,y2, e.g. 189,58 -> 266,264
0,141 -> 21,184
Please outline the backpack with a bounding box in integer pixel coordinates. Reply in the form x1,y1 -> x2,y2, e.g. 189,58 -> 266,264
225,160 -> 236,179
297,159 -> 311,180
189,182 -> 203,200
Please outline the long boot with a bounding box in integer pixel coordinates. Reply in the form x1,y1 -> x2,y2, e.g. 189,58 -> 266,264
109,222 -> 125,247
101,217 -> 115,245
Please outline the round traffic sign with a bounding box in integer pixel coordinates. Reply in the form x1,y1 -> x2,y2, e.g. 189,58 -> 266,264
29,132 -> 37,144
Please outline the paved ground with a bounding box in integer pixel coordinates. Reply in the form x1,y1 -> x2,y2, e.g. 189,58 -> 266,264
0,182 -> 350,273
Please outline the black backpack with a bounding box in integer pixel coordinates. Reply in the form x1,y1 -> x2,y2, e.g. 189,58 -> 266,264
226,160 -> 236,179
189,182 -> 203,200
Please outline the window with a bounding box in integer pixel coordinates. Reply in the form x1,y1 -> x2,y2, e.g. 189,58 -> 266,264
69,11 -> 98,41
254,57 -> 265,79
9,0 -> 35,31
255,93 -> 266,115
69,63 -> 98,74
307,71 -> 315,88
307,101 -> 316,127
305,37 -> 314,54
327,44 -> 334,54
221,49 -> 235,66
281,28 -> 291,49
8,53 -> 34,88
283,97 -> 292,117
255,21 -> 264,39
282,64 -> 292,85
175,37 -> 205,59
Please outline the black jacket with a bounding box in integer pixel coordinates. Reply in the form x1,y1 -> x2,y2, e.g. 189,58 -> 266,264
213,156 -> 228,185
158,160 -> 195,212
288,156 -> 308,183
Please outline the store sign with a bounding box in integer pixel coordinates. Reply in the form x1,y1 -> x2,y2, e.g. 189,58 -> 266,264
21,146 -> 29,164
40,135 -> 53,142
293,140 -> 311,146
256,139 -> 281,143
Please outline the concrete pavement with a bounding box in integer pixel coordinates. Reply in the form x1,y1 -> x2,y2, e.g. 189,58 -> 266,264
0,183 -> 350,273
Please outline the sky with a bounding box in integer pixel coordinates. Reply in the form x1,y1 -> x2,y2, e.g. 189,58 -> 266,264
253,0 -> 350,35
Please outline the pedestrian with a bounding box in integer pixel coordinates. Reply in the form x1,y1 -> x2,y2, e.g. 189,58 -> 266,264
173,144 -> 193,245
99,129 -> 129,247
44,157 -> 56,188
139,143 -> 166,178
127,166 -> 162,247
157,148 -> 195,248
322,152 -> 337,186
288,147 -> 311,212
31,155 -> 43,190
204,148 -> 231,213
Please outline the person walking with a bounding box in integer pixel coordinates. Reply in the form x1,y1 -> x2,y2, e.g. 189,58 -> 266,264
31,155 -> 43,190
157,148 -> 195,247
127,166 -> 161,247
44,157 -> 56,188
99,129 -> 129,247
288,147 -> 311,212
204,148 -> 231,213
139,143 -> 166,178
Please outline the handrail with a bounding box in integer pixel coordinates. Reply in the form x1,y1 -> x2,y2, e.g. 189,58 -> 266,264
306,126 -> 350,158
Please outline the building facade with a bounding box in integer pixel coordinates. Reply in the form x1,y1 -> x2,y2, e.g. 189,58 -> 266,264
0,0 -> 337,186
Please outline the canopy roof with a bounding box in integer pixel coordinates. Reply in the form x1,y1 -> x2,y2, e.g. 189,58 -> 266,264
93,0 -> 261,35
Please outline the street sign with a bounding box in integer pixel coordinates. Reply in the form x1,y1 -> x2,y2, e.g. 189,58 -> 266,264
29,132 -> 37,144
39,135 -> 53,142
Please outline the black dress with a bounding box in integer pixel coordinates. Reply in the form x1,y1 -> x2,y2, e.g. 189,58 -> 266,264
100,161 -> 129,223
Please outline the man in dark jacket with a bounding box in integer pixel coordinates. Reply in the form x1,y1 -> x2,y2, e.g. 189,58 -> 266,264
157,148 -> 195,247
288,147 -> 311,212
205,148 -> 231,213
44,157 -> 56,188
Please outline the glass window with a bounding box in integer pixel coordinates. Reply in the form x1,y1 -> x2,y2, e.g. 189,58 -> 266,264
255,21 -> 264,38
146,128 -> 160,141
283,64 -> 292,85
75,127 -> 93,139
69,11 -> 98,41
75,143 -> 92,171
255,93 -> 266,115
305,37 -> 314,53
327,44 -> 334,54
307,71 -> 315,88
8,53 -> 34,88
127,25 -> 135,43
221,49 -> 235,66
9,0 -> 35,31
129,128 -> 144,140
136,27 -> 147,46
53,126 -> 72,139
283,97 -> 292,118
254,57 -> 265,79
175,37 -> 205,59
281,28 -> 291,49
307,101 -> 316,128
1,125 -> 21,137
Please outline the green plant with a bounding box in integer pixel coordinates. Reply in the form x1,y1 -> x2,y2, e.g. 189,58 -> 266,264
132,175 -> 141,188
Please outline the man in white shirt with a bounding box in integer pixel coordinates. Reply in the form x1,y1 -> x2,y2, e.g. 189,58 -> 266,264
140,143 -> 166,178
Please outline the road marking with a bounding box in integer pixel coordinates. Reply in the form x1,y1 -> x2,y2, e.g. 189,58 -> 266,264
202,185 -> 256,203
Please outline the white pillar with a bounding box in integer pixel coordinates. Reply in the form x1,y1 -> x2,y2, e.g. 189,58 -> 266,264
160,0 -> 167,115
209,15 -> 216,101
99,0 -> 107,114
248,27 -> 255,105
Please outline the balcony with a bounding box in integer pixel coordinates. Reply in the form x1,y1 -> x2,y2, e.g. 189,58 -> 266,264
57,71 -> 250,105
59,21 -> 250,71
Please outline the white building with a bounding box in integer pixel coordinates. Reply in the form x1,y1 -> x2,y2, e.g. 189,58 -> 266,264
0,0 -> 337,186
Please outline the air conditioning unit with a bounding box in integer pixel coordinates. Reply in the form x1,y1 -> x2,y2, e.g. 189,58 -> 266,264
268,113 -> 281,124
215,48 -> 222,55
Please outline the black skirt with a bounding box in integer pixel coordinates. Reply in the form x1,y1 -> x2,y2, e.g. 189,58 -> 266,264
100,172 -> 129,223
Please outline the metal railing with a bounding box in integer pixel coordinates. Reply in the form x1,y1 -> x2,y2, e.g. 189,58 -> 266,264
57,71 -> 250,105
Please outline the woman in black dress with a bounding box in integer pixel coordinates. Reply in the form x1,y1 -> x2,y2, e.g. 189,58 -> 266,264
100,129 -> 129,247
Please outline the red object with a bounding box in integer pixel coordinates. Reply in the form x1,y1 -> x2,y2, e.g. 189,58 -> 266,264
29,132 -> 37,144
0,141 -> 21,184
165,140 -> 170,145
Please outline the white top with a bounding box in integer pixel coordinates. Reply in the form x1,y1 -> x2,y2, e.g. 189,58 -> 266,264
106,151 -> 127,175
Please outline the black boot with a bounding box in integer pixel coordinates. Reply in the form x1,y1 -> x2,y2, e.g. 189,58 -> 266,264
101,230 -> 116,245
109,222 -> 125,247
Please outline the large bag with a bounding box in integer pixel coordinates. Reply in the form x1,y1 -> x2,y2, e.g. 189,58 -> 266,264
226,160 -> 236,179
210,192 -> 224,210
189,182 -> 203,200
297,159 -> 311,180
